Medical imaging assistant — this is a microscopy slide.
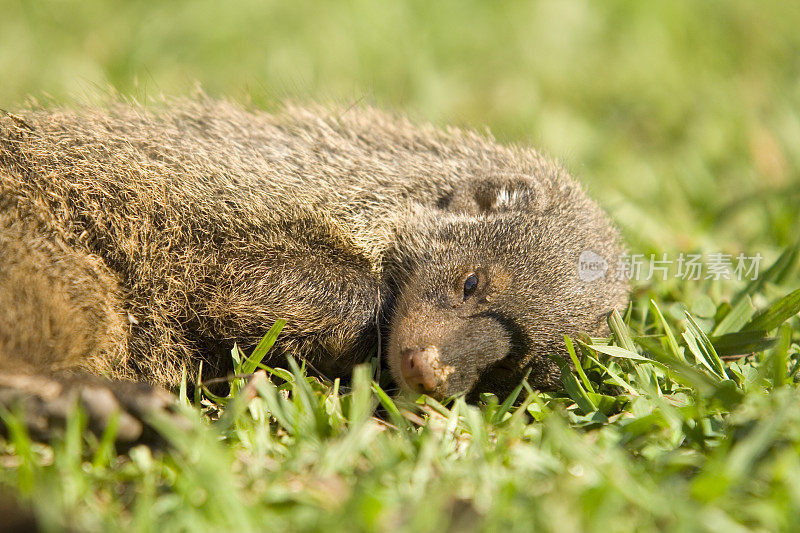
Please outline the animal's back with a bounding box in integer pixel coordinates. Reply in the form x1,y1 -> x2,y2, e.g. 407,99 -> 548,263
1,100 -> 437,383
3,99 -> 576,253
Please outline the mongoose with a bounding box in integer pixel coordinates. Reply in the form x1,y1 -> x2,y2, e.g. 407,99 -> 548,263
0,99 -> 628,432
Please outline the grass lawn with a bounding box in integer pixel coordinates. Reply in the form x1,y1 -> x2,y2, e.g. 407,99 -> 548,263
2,0 -> 800,531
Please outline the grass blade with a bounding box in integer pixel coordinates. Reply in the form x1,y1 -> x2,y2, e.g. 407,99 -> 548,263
608,309 -> 637,352
732,244 -> 798,305
741,287 -> 800,333
712,296 -> 756,336
242,319 -> 286,375
650,299 -> 683,361
565,335 -> 595,394
684,310 -> 727,380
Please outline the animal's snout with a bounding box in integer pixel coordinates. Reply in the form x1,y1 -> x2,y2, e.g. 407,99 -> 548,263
400,345 -> 442,394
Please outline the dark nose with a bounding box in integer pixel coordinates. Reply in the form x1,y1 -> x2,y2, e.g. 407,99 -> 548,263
400,346 -> 440,394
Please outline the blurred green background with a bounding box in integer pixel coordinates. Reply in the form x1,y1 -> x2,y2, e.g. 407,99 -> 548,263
2,0 -> 799,255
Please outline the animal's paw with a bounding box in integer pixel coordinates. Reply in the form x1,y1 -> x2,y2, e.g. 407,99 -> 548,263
0,373 -> 186,446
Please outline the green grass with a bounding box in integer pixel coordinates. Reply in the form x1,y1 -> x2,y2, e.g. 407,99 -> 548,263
3,284 -> 800,531
2,0 -> 800,531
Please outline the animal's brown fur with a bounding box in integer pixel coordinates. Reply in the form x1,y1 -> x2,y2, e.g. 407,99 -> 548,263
0,98 -> 628,401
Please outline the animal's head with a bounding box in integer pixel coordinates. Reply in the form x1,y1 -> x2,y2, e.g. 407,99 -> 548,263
385,174 -> 628,400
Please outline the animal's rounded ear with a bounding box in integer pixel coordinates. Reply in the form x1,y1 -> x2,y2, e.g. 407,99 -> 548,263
438,174 -> 547,215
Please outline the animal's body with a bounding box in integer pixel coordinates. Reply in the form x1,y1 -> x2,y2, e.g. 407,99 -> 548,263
0,99 -> 627,419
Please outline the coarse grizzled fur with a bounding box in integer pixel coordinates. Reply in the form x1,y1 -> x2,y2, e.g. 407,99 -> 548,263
0,98 -> 628,402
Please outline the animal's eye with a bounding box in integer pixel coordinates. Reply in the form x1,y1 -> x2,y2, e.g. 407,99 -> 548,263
463,273 -> 479,299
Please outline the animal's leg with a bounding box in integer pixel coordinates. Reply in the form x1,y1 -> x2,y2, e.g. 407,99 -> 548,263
0,214 -> 179,443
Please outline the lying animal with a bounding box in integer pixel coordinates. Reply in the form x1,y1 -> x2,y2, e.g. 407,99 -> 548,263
0,99 -> 627,438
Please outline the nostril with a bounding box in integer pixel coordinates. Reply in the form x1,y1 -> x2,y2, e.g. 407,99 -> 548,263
398,346 -> 440,394
400,348 -> 418,381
